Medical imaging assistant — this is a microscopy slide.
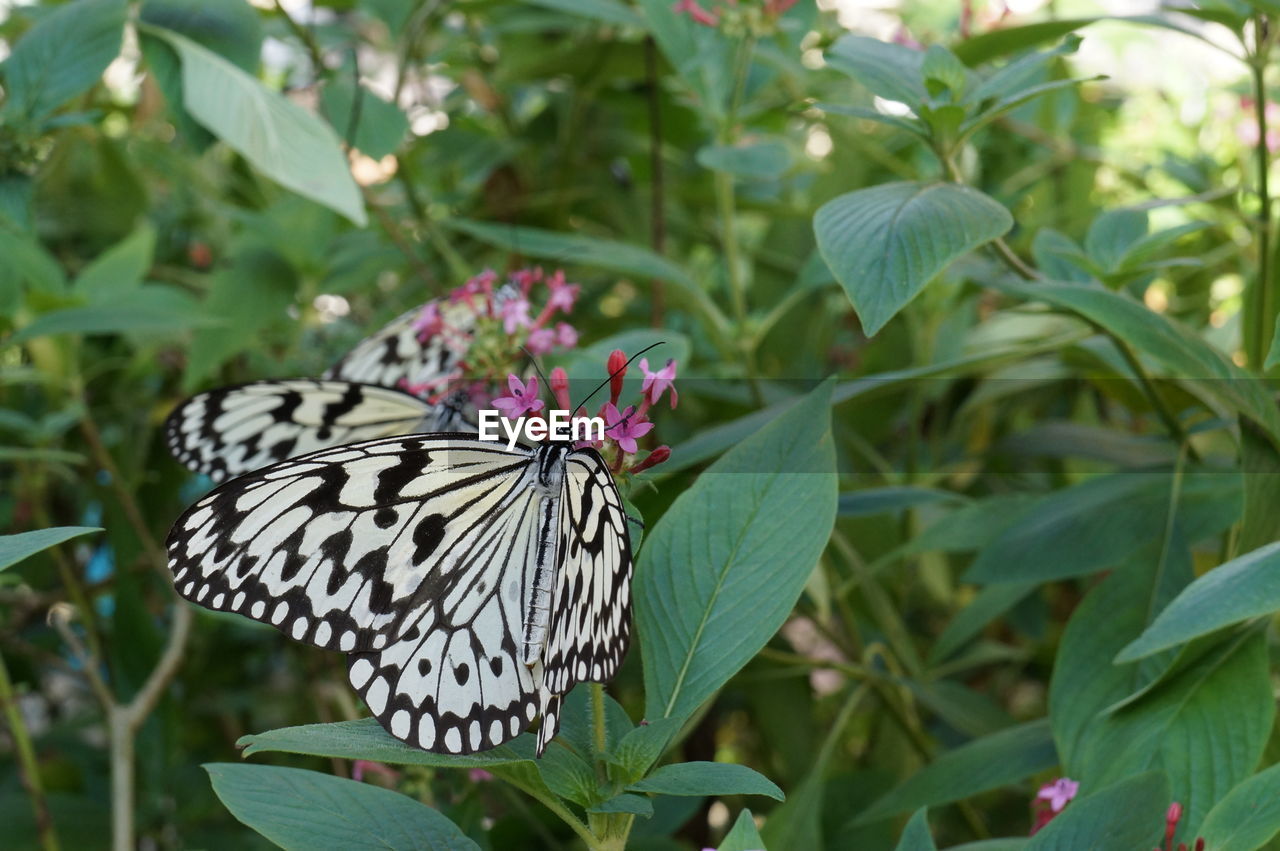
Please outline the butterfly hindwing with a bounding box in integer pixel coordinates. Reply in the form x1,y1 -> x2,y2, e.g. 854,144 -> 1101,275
165,380 -> 436,482
324,300 -> 473,390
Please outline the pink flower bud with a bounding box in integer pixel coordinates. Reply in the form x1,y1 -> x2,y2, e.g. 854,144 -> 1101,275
550,367 -> 571,410
607,349 -> 628,405
630,445 -> 670,474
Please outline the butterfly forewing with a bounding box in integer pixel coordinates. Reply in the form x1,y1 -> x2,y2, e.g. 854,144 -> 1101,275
165,380 -> 436,482
324,301 -> 473,389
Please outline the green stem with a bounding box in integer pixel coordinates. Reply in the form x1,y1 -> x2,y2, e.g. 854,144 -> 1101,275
0,652 -> 59,851
1248,23 -> 1274,368
1112,335 -> 1201,462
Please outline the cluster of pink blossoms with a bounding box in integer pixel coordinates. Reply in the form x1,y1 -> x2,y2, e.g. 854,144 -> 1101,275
494,348 -> 677,474
401,267 -> 580,405
673,0 -> 797,29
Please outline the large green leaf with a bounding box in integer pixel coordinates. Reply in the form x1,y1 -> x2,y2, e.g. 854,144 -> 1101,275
1049,539 -> 1192,775
857,720 -> 1057,822
1024,772 -> 1169,851
205,763 -> 478,850
1198,763 -> 1280,851
628,762 -> 784,800
638,379 -> 837,725
139,0 -> 263,71
0,527 -> 103,573
1117,540 -> 1280,661
825,35 -> 927,105
994,279 -> 1280,446
965,470 -> 1239,584
143,27 -> 366,226
2,0 -> 126,123
815,182 -> 1013,335
12,286 -> 216,343
1075,631 -> 1273,835
321,79 -> 410,159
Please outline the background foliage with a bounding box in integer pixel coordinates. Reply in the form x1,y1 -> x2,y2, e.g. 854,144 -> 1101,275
3,0 -> 1280,849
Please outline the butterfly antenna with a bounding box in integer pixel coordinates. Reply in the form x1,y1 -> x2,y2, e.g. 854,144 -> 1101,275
519,346 -> 554,397
570,342 -> 665,414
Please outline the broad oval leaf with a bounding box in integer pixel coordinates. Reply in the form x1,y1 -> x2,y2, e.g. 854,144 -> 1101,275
1118,540 -> 1280,662
143,27 -> 366,226
0,527 -> 103,573
627,762 -> 783,801
204,763 -> 478,850
1198,763 -> 1280,851
637,379 -> 837,725
1025,771 -> 1169,851
825,35 -> 926,105
815,182 -> 1013,336
857,720 -> 1057,822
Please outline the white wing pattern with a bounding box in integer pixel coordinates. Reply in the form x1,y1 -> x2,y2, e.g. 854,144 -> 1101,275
324,300 -> 474,389
165,380 -> 436,483
165,434 -> 633,755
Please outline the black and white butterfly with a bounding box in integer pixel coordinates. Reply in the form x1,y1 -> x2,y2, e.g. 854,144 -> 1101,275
165,432 -> 633,756
166,300 -> 478,482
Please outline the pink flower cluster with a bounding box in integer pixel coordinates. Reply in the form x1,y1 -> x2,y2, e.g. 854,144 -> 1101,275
493,348 -> 677,474
1030,777 -> 1077,834
673,0 -> 797,28
401,267 -> 581,404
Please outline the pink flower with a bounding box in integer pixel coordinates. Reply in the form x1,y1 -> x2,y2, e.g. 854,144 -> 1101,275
451,269 -> 498,305
673,0 -> 718,26
1037,778 -> 1078,813
554,322 -> 578,348
639,358 -> 678,408
607,349 -> 628,405
500,297 -> 532,334
549,367 -> 571,410
352,760 -> 401,783
629,445 -> 670,474
469,769 -> 494,782
545,271 -> 580,313
493,375 -> 544,419
412,302 -> 444,342
526,327 -> 555,355
511,267 -> 543,294
602,403 -> 653,454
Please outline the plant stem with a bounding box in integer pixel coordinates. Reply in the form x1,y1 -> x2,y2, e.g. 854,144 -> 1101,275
1111,336 -> 1201,462
646,36 -> 667,328
0,652 -> 60,851
1248,22 -> 1274,368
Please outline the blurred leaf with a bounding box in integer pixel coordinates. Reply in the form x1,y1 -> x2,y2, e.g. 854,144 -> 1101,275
0,228 -> 68,298
838,486 -> 968,517
893,808 -> 937,851
718,808 -> 767,851
588,793 -> 653,816
1197,763 -> 1280,851
1031,229 -> 1094,282
1,0 -> 126,123
634,0 -> 732,117
858,721 -> 1057,822
1117,540 -> 1280,662
815,182 -> 1012,335
1049,538 -> 1193,776
0,527 -> 103,572
697,140 -> 792,179
628,762 -> 783,800
965,36 -> 1081,104
1084,209 -> 1147,272
522,0 -> 644,26
321,78 -> 410,159
994,280 -> 1280,445
139,0 -> 263,70
638,379 -> 836,725
1077,631 -> 1273,834
1238,421 -> 1280,551
929,583 -> 1036,663
144,27 -> 367,226
12,286 -> 215,343
826,35 -> 926,105
965,471 -> 1240,584
75,223 -> 155,300
1024,771 -> 1169,851
953,19 -> 1098,64
204,763 -> 479,850
816,102 -> 928,137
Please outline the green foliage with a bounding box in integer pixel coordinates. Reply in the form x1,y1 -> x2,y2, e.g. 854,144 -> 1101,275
0,527 -> 102,572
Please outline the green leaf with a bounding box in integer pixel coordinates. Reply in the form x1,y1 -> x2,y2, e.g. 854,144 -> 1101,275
139,0 -> 263,71
815,182 -> 1012,335
1076,631 -> 1273,834
75,223 -> 155,300
815,102 -> 928,137
1117,540 -> 1280,662
696,140 -> 792,180
965,36 -> 1082,104
204,763 -> 479,850
12,286 -> 215,343
638,379 -> 837,725
994,279 -> 1280,446
588,793 -> 653,817
1238,421 -> 1280,552
838,486 -> 968,517
826,35 -> 926,105
628,762 -> 784,801
857,720 -> 1057,822
143,27 -> 366,226
953,19 -> 1098,65
1024,771 -> 1169,851
522,0 -> 644,27
0,527 -> 103,573
538,746 -> 598,806
921,44 -> 969,98
894,808 -> 937,851
928,582 -> 1036,663
1,0 -> 126,123
1198,763 -> 1280,851
1084,209 -> 1148,272
607,717 -> 682,779
1049,539 -> 1193,776
965,471 -> 1238,584
320,78 -> 410,160
718,808 -> 767,851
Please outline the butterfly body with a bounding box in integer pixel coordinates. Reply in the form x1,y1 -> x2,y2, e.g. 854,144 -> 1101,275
166,433 -> 632,755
